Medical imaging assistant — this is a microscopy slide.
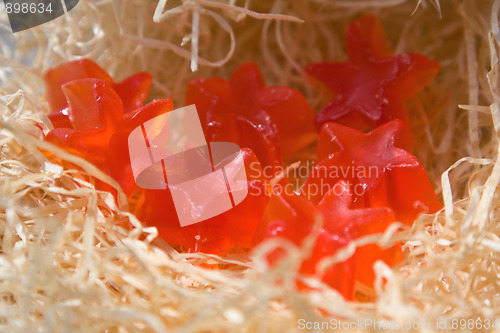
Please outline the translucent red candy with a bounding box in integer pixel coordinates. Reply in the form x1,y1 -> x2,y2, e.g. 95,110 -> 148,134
42,20 -> 444,297
317,181 -> 403,287
44,59 -> 152,129
306,14 -> 440,150
45,78 -> 173,195
255,181 -> 402,299
138,148 -> 269,253
306,120 -> 442,225
43,59 -> 270,254
254,188 -> 355,299
186,61 -> 317,172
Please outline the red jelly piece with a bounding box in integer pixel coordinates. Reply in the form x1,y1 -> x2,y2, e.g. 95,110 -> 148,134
317,181 -> 403,286
45,78 -> 174,195
305,120 -> 442,225
46,79 -> 124,169
44,59 -> 152,128
186,62 -> 317,172
306,14 -> 440,151
254,191 -> 355,299
255,181 -> 403,298
44,59 -> 113,112
137,148 -> 269,253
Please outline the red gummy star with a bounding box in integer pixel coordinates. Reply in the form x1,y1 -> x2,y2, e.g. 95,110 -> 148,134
45,78 -> 174,195
306,14 -> 440,150
317,181 -> 402,287
254,189 -> 355,299
186,62 -> 317,173
42,60 -> 272,255
254,181 -> 402,299
138,148 -> 269,254
43,60 -> 271,255
304,120 -> 442,224
44,59 -> 152,129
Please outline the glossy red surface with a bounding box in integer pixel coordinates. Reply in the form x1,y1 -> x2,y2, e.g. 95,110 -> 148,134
44,59 -> 152,129
307,120 -> 442,224
44,61 -> 270,254
186,62 -> 317,172
306,14 -> 440,150
255,181 -> 403,298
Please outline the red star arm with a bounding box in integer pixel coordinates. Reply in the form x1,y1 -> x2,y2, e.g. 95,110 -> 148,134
185,77 -> 232,135
254,191 -> 318,248
188,63 -> 310,172
61,79 -> 124,132
306,61 -> 357,93
345,14 -> 393,63
123,98 -> 174,125
254,191 -> 355,299
258,86 -> 317,162
44,59 -> 113,113
48,108 -> 72,129
369,166 -> 443,225
222,149 -> 270,249
233,114 -> 283,171
229,62 -> 266,103
45,127 -> 110,168
389,53 -> 440,98
316,122 -> 350,161
312,228 -> 355,299
113,72 -> 153,113
318,181 -> 403,286
45,59 -> 153,129
137,148 -> 269,254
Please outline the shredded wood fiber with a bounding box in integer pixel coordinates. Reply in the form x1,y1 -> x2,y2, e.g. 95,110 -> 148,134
0,0 -> 499,332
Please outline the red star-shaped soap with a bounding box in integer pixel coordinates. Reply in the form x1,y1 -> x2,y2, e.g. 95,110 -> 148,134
306,14 -> 440,150
186,62 -> 317,172
45,78 -> 174,195
44,59 -> 152,129
305,120 -> 442,224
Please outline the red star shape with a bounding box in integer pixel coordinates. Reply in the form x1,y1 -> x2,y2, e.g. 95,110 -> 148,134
186,61 -> 317,172
254,190 -> 355,299
45,78 -> 173,195
43,60 -> 271,255
305,120 -> 442,224
138,148 -> 269,254
317,181 -> 402,286
255,181 -> 402,298
306,14 -> 440,150
44,59 -> 152,129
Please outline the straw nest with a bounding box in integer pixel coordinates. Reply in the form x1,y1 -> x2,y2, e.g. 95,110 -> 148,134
0,0 -> 499,332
